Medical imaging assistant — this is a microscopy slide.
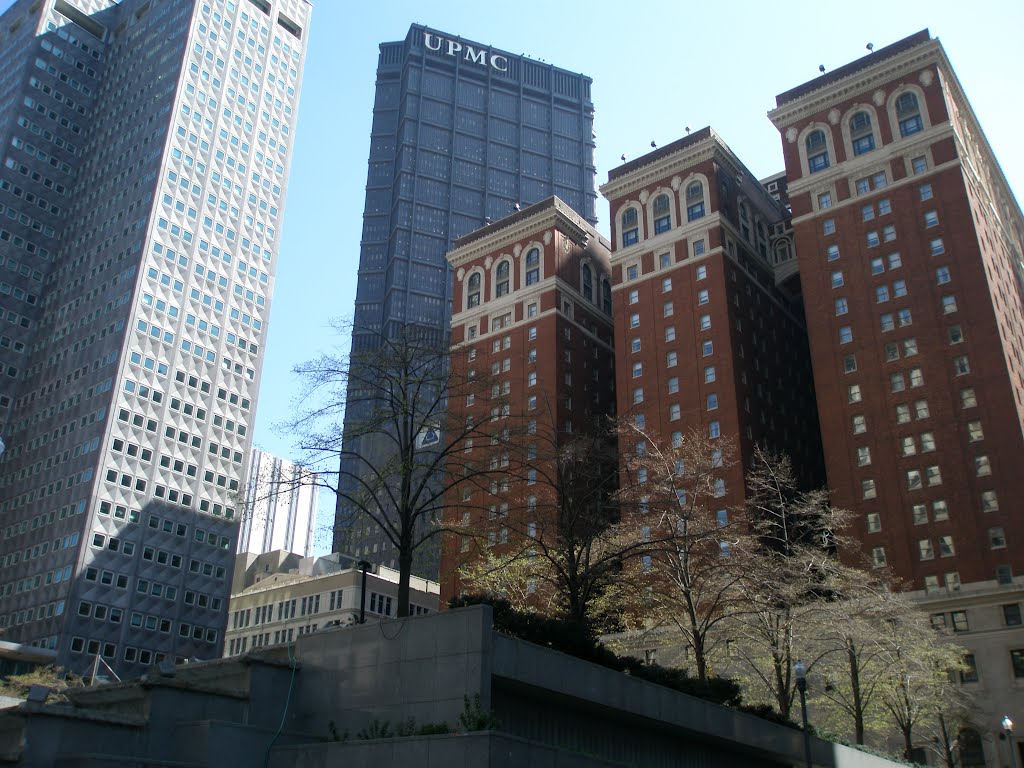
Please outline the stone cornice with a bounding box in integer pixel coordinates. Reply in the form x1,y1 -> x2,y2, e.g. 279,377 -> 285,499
447,199 -> 602,269
768,39 -> 942,129
600,139 -> 719,201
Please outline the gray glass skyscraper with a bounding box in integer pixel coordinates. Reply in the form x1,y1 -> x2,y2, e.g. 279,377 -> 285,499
0,0 -> 309,676
335,25 -> 596,573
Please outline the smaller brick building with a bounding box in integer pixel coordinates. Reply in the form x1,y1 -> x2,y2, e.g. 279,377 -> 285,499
599,128 -> 823,517
439,197 -> 616,604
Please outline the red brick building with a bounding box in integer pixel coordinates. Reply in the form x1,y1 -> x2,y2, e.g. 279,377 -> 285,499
769,30 -> 1024,592
439,197 -> 615,604
599,128 -> 823,514
769,30 -> 1024,740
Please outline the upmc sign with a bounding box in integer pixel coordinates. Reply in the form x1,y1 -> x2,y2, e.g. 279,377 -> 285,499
423,32 -> 509,72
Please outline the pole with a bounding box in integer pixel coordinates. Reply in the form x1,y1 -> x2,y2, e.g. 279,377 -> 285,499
359,561 -> 370,623
795,660 -> 812,768
798,681 -> 812,768
1004,717 -> 1019,768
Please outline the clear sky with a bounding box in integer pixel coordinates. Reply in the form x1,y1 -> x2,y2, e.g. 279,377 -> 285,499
4,0 -> 1023,548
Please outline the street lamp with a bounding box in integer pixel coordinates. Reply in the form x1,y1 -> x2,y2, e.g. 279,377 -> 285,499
1003,716 -> 1018,768
795,660 -> 812,768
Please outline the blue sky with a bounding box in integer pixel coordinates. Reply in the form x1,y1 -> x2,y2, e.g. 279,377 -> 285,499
4,0 -> 1023,547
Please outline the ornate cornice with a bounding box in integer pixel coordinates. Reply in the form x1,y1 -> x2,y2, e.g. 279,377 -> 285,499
768,40 -> 942,128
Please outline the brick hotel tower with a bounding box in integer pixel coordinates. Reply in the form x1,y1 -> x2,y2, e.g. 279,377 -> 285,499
600,128 -> 823,513
769,30 -> 1024,729
439,196 -> 615,604
335,27 -> 597,576
0,0 -> 309,676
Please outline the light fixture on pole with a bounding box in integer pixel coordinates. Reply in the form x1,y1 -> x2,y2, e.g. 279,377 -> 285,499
1003,716 -> 1018,768
795,660 -> 812,768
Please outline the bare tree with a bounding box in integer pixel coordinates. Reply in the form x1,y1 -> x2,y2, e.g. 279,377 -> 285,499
732,446 -> 854,719
453,403 -> 648,636
284,322 -> 501,617
615,426 -> 749,682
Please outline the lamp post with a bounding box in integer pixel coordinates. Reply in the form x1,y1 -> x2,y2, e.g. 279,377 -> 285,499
795,660 -> 812,768
1004,716 -> 1018,768
358,560 -> 371,624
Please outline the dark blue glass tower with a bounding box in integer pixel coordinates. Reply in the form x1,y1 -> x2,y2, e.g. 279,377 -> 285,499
334,25 -> 596,574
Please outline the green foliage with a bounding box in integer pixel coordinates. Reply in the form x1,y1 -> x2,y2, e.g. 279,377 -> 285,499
0,665 -> 80,704
356,719 -> 393,740
327,720 -> 349,742
458,693 -> 500,732
450,594 -> 742,707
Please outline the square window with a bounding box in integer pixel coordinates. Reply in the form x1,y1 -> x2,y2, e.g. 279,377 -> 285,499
839,326 -> 853,344
991,528 -> 1008,550
924,211 -> 939,228
629,289 -> 639,304
912,156 -> 928,174
630,313 -> 640,328
871,546 -> 886,567
883,225 -> 896,242
626,265 -> 639,280
862,479 -> 876,499
708,420 -> 721,439
631,338 -> 641,353
661,277 -> 672,293
704,366 -> 716,383
967,420 -> 984,441
823,219 -> 835,235
870,257 -> 885,275
666,351 -> 678,367
818,191 -> 833,209
843,354 -> 856,373
663,301 -> 674,317
831,271 -> 844,288
919,183 -> 933,201
914,399 -> 930,419
659,253 -> 671,269
975,455 -> 991,476
852,414 -> 866,434
903,338 -> 918,356
665,326 -> 676,342
835,298 -> 848,315
930,238 -> 945,255
888,252 -> 902,269
862,204 -> 875,221
699,314 -> 711,330
702,340 -> 714,356
866,512 -> 881,532
1004,604 -> 1021,625
912,504 -> 928,525
697,289 -> 709,305
917,538 -> 933,559
878,199 -> 892,215
693,239 -> 706,256
866,231 -> 880,248
696,265 -> 708,281
848,384 -> 862,403
826,245 -> 840,261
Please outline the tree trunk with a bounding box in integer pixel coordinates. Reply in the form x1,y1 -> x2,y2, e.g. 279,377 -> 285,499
847,642 -> 865,744
397,530 -> 413,618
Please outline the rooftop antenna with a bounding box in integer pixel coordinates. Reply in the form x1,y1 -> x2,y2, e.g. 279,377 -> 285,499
650,141 -> 657,149
620,154 -> 626,162
818,64 -> 826,74
866,42 -> 874,52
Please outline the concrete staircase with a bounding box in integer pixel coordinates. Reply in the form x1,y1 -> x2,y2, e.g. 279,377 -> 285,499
0,650 -> 321,767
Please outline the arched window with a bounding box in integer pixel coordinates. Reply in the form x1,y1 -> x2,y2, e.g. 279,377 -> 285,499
496,260 -> 510,297
525,248 -> 540,286
601,279 -> 612,315
621,207 -> 639,246
806,129 -> 830,173
850,111 -> 875,155
581,263 -> 593,301
467,272 -> 481,308
653,193 -> 671,234
896,92 -> 923,137
686,181 -> 705,221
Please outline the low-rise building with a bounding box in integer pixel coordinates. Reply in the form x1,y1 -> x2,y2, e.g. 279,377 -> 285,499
224,551 -> 439,655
